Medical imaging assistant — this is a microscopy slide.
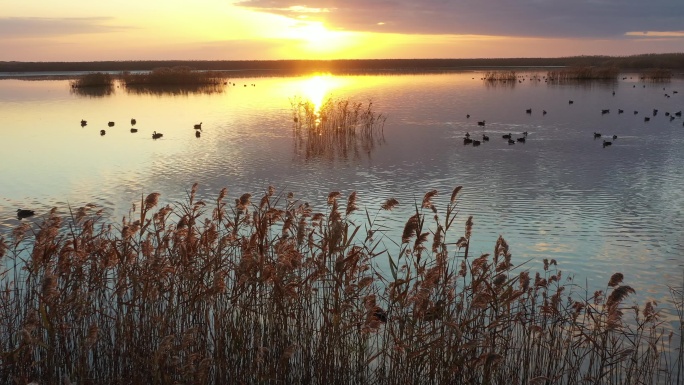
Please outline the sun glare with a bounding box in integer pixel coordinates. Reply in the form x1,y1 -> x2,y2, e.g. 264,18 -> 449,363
300,74 -> 345,114
282,21 -> 355,55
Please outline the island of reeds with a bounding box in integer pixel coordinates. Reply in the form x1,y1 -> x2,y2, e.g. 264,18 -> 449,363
0,185 -> 681,384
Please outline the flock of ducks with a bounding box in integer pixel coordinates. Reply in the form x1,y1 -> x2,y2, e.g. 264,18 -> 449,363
80,118 -> 204,139
462,87 -> 681,149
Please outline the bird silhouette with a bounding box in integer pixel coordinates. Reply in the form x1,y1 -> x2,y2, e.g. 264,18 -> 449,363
194,122 -> 202,130
17,209 -> 35,219
152,131 -> 163,139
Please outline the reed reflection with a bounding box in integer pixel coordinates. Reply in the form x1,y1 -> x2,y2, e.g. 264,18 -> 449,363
69,85 -> 114,98
124,84 -> 226,96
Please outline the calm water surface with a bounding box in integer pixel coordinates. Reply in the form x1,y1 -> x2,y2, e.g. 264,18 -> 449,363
1,72 -> 683,324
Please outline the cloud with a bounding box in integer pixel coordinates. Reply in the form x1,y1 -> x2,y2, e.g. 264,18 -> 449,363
234,0 -> 684,38
625,31 -> 684,37
0,17 -> 129,38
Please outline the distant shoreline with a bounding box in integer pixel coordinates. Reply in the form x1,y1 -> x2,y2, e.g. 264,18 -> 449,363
2,54 -> 683,75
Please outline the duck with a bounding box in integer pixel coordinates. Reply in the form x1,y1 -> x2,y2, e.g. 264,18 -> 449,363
569,100 -> 574,104
594,132 -> 601,138
601,109 -> 610,114
477,120 -> 485,126
502,133 -> 512,139
517,137 -> 526,143
482,134 -> 489,141
80,119 -> 87,127
130,128 -> 138,133
508,138 -> 515,145
131,118 -> 137,125
522,131 -> 528,137
612,135 -> 618,139
618,109 -> 624,114
108,121 -> 115,127
152,131 -> 163,139
466,114 -> 470,118
194,122 -> 202,130
16,209 -> 35,219
463,137 -> 473,145
526,108 -> 532,114
100,129 -> 106,136
603,140 -> 612,148
472,140 -> 481,146
644,117 -> 651,122
634,111 -> 638,115
465,132 -> 471,138
195,130 -> 201,138
543,110 -> 547,115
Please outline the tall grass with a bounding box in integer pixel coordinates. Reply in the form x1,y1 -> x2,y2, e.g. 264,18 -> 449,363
0,185 -> 680,384
121,66 -> 227,86
547,66 -> 620,81
483,71 -> 517,82
70,72 -> 115,88
290,96 -> 386,160
641,69 -> 674,80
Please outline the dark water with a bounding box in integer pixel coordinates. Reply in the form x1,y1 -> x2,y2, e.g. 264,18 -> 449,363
1,72 -> 683,325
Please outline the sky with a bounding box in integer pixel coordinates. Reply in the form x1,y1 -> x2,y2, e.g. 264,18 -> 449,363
2,0 -> 683,61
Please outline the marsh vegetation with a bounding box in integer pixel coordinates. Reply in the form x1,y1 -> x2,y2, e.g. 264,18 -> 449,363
0,185 -> 681,384
120,66 -> 227,86
290,97 -> 387,160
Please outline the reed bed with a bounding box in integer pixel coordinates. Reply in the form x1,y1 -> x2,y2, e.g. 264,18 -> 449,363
641,69 -> 674,80
482,71 -> 517,81
290,96 -> 386,160
70,72 -> 115,88
120,66 -> 227,86
0,186 -> 680,384
547,66 -> 620,81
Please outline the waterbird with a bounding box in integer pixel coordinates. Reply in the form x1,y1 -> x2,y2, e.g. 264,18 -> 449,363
601,109 -> 610,114
502,133 -> 512,139
465,132 -> 470,138
543,110 -> 547,115
526,108 -> 532,114
108,121 -> 115,127
466,114 -> 470,118
472,140 -> 481,146
130,128 -> 138,133
569,100 -> 574,104
634,111 -> 638,115
477,120 -> 485,126
594,132 -> 602,138
482,134 -> 489,141
517,137 -> 526,143
508,138 -> 515,145
80,119 -> 87,127
195,130 -> 201,138
522,131 -> 528,137
152,131 -> 163,139
131,118 -> 136,125
644,117 -> 650,122
618,109 -> 624,114
17,209 -> 35,219
194,122 -> 202,130
676,111 -> 682,117
603,140 -> 612,148
463,137 -> 473,145
612,135 -> 618,139
100,130 -> 106,136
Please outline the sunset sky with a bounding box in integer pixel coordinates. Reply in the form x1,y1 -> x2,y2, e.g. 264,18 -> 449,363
2,0 -> 683,61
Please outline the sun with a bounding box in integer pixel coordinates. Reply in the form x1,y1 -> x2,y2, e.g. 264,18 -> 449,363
283,20 -> 355,54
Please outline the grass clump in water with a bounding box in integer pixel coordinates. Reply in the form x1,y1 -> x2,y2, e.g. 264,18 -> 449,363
290,96 -> 386,160
547,66 -> 620,81
121,66 -> 227,86
0,185 -> 680,384
483,70 -> 517,81
70,72 -> 115,88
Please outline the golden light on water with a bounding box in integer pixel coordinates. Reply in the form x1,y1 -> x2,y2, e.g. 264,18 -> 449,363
300,74 -> 345,114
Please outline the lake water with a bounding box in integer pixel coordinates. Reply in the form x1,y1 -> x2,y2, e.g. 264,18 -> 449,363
1,71 -> 683,326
